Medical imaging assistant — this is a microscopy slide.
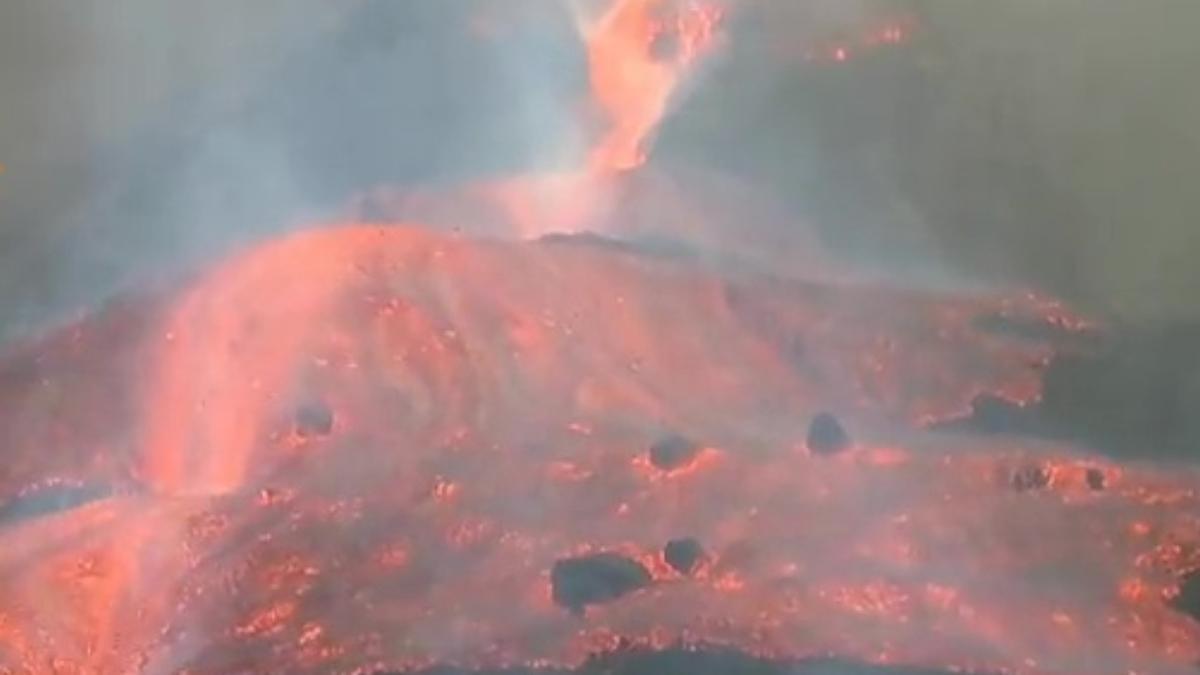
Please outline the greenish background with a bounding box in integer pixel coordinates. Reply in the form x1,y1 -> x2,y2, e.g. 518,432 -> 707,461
666,0 -> 1200,321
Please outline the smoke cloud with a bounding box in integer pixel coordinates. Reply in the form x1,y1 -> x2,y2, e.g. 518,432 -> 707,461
0,1 -> 586,339
2,1 -> 1199,333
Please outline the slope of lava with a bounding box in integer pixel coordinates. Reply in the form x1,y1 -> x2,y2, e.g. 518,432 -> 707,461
0,225 -> 1197,675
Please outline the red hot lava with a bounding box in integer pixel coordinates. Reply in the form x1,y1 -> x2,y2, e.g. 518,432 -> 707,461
356,0 -> 726,245
0,225 -> 1198,674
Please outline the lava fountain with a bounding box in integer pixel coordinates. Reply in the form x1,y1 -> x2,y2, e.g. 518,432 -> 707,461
582,0 -> 723,172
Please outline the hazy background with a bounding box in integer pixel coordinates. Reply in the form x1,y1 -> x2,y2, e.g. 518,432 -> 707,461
1,0 -> 1199,341
668,0 -> 1200,321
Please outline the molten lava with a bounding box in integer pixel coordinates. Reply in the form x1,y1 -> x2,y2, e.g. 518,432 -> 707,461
584,0 -> 722,172
356,0 -> 724,246
0,224 -> 1198,674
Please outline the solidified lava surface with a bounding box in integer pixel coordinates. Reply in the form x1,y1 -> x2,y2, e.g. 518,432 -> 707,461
0,225 -> 1198,674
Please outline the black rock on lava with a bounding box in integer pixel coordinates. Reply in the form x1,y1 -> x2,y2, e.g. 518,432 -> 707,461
807,413 -> 851,455
551,553 -> 652,614
649,434 -> 700,471
663,537 -> 704,575
1010,464 -> 1050,492
295,400 -> 335,437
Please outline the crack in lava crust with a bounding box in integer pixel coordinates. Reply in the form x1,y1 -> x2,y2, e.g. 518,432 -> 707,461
0,224 -> 1197,674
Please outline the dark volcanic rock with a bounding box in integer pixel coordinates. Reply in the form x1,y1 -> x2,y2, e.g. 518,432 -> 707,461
663,537 -> 704,575
1172,569 -> 1200,623
807,413 -> 851,455
1011,464 -> 1050,492
551,553 -> 652,613
295,400 -> 335,437
648,434 -> 700,471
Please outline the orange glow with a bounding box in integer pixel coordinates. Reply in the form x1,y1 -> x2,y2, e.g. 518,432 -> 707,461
0,225 -> 1197,673
585,0 -> 723,172
140,229 -> 355,495
822,581 -> 912,619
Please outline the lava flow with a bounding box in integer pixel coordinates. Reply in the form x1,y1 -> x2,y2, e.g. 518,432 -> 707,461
0,224 -> 1198,674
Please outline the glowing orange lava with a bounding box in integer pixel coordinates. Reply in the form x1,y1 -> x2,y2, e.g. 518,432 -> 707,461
1,224 -> 1198,674
584,0 -> 723,172
347,1 -> 725,248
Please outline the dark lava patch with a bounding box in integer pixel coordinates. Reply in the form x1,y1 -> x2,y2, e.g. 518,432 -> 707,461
807,413 -> 851,455
550,553 -> 652,613
648,434 -> 700,471
1010,464 -> 1051,492
295,400 -> 335,437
